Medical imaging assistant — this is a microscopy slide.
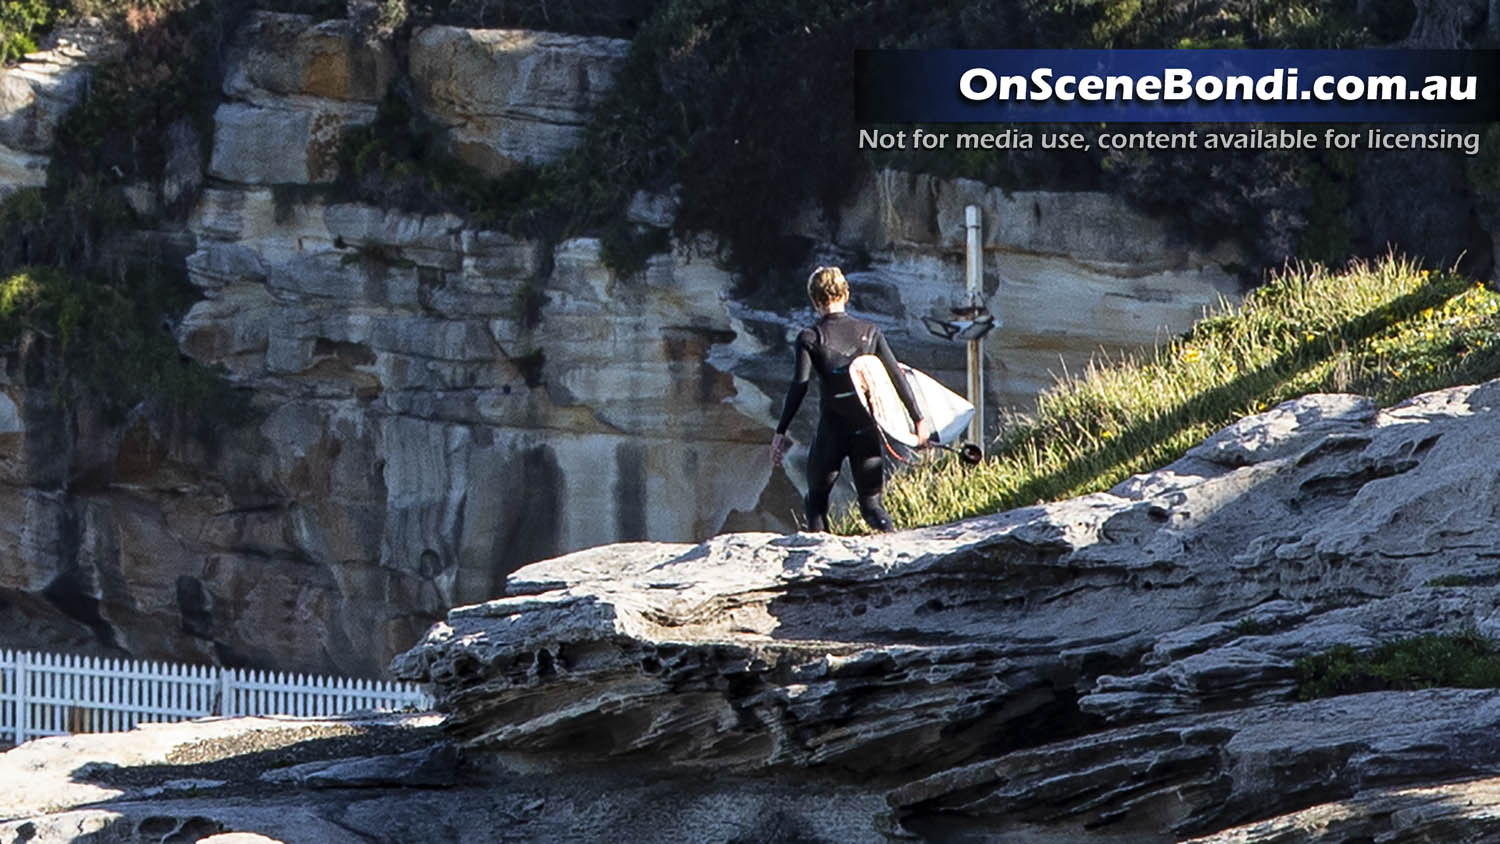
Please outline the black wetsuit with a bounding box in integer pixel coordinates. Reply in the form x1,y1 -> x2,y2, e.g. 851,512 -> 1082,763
775,312 -> 924,532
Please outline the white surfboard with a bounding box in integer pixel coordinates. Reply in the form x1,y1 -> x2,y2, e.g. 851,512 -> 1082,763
847,355 -> 974,447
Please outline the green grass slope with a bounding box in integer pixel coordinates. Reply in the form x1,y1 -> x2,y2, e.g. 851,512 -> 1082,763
836,255 -> 1500,533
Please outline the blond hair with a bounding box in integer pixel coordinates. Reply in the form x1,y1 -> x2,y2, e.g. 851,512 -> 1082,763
807,266 -> 849,307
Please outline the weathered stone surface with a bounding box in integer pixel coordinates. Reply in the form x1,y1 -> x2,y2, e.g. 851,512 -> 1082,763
0,714 -> 885,843
834,169 -> 1238,269
0,159 -> 1265,675
409,25 -> 630,175
0,23 -> 122,194
205,13 -> 407,187
258,744 -> 458,788
4,190 -> 1249,679
1188,775 -> 1500,843
223,12 -> 399,105
0,143 -> 47,193
1175,393 -> 1377,468
208,100 -> 374,185
0,24 -> 121,154
382,381 -> 1500,840
130,181 -> 789,671
1079,588 -> 1500,725
205,15 -> 626,185
891,690 -> 1500,841
0,715 -> 437,819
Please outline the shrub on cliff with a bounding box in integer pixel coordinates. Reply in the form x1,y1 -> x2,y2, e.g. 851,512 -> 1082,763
0,266 -> 243,425
1296,630 -> 1500,699
0,0 -> 52,63
837,256 -> 1500,532
0,0 -> 249,424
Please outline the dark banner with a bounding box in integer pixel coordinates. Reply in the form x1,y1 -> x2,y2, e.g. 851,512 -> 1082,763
855,50 -> 1500,123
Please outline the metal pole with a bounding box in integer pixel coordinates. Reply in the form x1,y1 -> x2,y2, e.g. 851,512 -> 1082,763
964,205 -> 984,445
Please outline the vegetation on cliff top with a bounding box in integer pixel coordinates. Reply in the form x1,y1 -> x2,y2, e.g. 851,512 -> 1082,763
0,0 -> 51,63
836,256 -> 1500,532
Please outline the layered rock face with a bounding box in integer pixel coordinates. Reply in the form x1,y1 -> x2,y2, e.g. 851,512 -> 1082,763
209,13 -> 396,185
408,25 -> 630,175
180,193 -> 776,664
0,712 -> 885,843
0,11 -> 1242,677
207,12 -> 630,183
389,380 -> 1500,841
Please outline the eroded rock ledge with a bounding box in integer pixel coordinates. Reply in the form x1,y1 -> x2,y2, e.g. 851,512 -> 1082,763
387,379 -> 1500,841
11,384 -> 1500,841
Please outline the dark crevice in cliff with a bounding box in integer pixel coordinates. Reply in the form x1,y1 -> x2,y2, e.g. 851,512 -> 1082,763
482,445 -> 565,600
42,570 -> 117,652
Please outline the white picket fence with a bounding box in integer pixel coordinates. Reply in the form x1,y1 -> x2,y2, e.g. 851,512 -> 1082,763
0,649 -> 433,746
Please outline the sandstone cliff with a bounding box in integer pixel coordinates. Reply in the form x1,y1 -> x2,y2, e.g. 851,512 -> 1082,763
0,11 -> 1246,676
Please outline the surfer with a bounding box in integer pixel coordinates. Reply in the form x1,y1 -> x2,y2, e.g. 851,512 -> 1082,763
771,266 -> 933,532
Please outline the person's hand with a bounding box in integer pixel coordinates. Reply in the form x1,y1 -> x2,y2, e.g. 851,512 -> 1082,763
915,417 -> 935,446
770,433 -> 792,467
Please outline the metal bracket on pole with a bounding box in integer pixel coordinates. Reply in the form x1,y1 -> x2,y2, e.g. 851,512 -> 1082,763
964,205 -> 984,447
